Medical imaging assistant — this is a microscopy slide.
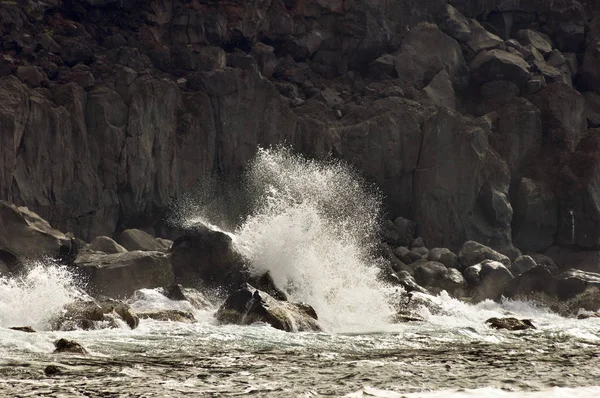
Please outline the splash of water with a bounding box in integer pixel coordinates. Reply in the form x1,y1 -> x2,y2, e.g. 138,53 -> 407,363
234,147 -> 394,332
0,262 -> 84,331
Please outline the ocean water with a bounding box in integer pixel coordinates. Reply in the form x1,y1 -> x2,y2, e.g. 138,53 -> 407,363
1,148 -> 599,396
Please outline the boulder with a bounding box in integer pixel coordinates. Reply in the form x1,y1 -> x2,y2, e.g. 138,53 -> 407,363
250,271 -> 288,301
44,365 -> 63,376
0,201 -> 73,262
510,255 -> 537,276
436,4 -> 471,42
215,284 -> 321,332
16,66 -> 43,88
528,83 -> 586,151
458,241 -> 511,270
428,248 -> 454,262
392,270 -> 430,294
136,309 -> 196,323
158,284 -> 213,310
465,260 -> 514,300
517,29 -> 552,55
52,297 -> 139,330
53,339 -> 87,355
394,23 -> 468,90
532,59 -> 564,84
466,20 -> 504,54
413,261 -> 466,296
89,236 -> 127,254
73,251 -> 174,298
117,229 -> 166,252
368,54 -> 397,79
423,69 -> 456,110
169,224 -> 248,293
511,178 -> 558,253
485,317 -> 535,331
470,49 -> 531,87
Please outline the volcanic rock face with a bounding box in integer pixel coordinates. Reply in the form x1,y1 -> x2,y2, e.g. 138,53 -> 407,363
0,0 -> 599,269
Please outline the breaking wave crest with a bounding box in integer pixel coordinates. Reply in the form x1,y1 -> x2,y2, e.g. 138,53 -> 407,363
234,147 -> 394,332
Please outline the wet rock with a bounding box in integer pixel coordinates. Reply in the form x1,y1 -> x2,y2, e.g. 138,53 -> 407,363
216,284 -> 321,332
137,310 -> 196,323
394,23 -> 468,90
74,251 -> 173,298
392,271 -> 430,294
470,49 -> 531,87
465,260 -> 513,301
44,365 -> 63,376
511,178 -> 558,253
511,255 -> 538,276
9,326 -> 35,333
53,297 -> 139,330
485,317 -> 535,331
53,339 -> 88,355
440,251 -> 459,269
458,241 -> 511,270
250,271 -> 288,301
529,254 -> 559,275
169,224 -> 247,294
158,284 -> 213,310
0,201 -> 73,263
414,261 -> 466,296
89,236 -> 127,254
392,309 -> 425,323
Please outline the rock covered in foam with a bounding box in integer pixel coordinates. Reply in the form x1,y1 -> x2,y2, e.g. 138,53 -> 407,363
136,309 -> 196,323
485,317 -> 536,331
216,284 -> 321,332
52,297 -> 139,330
158,284 -> 214,310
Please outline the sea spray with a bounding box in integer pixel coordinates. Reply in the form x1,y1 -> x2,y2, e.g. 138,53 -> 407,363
0,262 -> 85,331
234,147 -> 395,332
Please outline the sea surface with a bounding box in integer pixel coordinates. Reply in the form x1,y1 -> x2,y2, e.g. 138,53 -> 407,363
1,148 -> 599,397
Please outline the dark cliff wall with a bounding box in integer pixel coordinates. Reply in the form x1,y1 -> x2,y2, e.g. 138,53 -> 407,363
1,0 -> 600,256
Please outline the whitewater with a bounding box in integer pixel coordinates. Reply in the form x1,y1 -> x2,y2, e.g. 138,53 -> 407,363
1,148 -> 599,397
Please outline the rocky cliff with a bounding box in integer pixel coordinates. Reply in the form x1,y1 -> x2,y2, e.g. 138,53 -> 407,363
1,0 -> 600,258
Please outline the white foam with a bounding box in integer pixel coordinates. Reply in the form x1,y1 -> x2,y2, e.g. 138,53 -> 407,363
0,262 -> 84,331
233,147 -> 394,332
346,386 -> 600,398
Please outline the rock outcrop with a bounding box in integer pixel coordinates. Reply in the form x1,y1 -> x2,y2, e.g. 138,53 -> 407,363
216,284 -> 321,332
0,0 -> 599,293
73,251 -> 174,298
